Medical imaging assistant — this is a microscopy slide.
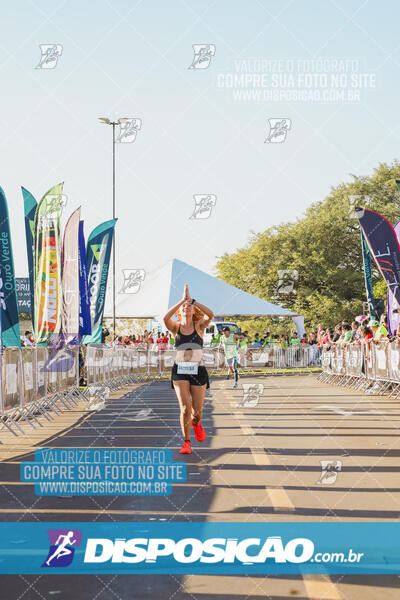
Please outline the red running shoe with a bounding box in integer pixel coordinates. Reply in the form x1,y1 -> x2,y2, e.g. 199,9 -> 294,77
179,440 -> 192,454
191,419 -> 206,442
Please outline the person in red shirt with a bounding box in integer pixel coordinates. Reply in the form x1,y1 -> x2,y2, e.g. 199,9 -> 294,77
156,333 -> 168,351
300,335 -> 308,346
361,325 -> 373,341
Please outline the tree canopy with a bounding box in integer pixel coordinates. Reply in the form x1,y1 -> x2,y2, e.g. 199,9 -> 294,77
216,161 -> 400,329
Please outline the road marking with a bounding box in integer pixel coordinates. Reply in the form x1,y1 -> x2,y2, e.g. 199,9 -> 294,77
303,575 -> 342,599
250,448 -> 271,465
247,443 -> 294,511
241,426 -> 254,435
314,405 -> 384,416
237,412 -> 294,511
267,487 -> 294,511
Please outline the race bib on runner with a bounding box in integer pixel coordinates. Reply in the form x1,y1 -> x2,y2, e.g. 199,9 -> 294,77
177,361 -> 199,375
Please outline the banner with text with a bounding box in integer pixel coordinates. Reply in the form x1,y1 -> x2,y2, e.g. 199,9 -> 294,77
33,183 -> 63,344
356,207 -> 400,306
0,187 -> 21,346
61,208 -> 80,343
22,187 -> 37,326
82,219 -> 116,344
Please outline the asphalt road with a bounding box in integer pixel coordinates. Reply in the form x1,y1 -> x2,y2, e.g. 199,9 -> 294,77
1,374 -> 400,599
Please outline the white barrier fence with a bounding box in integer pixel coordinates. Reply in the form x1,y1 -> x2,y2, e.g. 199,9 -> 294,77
319,342 -> 400,397
85,344 -> 322,384
0,344 -> 321,438
0,345 -> 82,437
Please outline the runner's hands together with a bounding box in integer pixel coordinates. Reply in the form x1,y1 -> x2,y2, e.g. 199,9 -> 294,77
182,284 -> 191,303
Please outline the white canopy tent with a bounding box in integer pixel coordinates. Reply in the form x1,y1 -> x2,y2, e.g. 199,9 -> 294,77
105,259 -> 304,335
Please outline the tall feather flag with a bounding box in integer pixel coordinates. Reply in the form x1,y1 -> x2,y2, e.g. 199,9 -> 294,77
356,207 -> 400,307
78,221 -> 91,337
61,207 -> 81,343
387,219 -> 400,334
360,230 -> 380,319
22,187 -> 37,327
33,183 -> 63,344
0,187 -> 21,346
82,219 -> 117,344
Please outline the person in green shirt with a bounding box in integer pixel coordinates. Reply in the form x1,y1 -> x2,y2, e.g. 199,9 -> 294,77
341,323 -> 352,343
220,327 -> 242,388
262,331 -> 271,347
211,331 -> 222,346
370,317 -> 388,342
289,335 -> 300,346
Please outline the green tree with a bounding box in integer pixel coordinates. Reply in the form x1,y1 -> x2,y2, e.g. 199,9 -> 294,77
216,161 -> 400,329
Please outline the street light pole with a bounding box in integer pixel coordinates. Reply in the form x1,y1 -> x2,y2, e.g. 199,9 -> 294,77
99,117 -> 128,340
112,121 -> 116,339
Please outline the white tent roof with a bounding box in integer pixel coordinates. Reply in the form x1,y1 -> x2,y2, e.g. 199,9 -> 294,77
105,258 -> 299,319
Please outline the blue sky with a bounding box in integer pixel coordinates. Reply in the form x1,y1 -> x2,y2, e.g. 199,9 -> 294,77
2,0 -> 400,295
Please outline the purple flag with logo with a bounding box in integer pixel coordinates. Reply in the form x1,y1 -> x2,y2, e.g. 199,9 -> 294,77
78,221 -> 91,336
356,207 -> 400,311
388,220 -> 400,334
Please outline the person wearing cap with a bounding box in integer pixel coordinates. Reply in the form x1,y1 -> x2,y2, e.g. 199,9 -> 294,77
372,315 -> 388,342
368,318 -> 382,343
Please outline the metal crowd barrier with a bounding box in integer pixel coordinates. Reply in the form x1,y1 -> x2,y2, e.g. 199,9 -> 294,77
84,344 -> 322,386
318,342 -> 400,397
0,345 -> 83,438
0,344 -> 322,438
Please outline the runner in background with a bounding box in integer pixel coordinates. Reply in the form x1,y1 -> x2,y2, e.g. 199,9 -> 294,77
220,327 -> 242,388
211,330 -> 223,346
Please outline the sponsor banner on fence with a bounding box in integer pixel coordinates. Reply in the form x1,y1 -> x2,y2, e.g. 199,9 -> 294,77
319,343 -> 400,381
374,343 -> 389,379
345,344 -> 363,377
0,522 -> 398,574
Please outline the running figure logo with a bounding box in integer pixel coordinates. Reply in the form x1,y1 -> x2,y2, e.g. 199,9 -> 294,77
42,529 -> 82,567
36,44 -> 63,69
116,118 -> 142,143
119,269 -> 146,294
189,44 -> 216,69
189,195 -> 217,220
317,460 -> 342,485
265,118 -> 291,143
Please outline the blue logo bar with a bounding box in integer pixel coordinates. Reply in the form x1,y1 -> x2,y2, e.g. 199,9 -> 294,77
0,522 -> 399,574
